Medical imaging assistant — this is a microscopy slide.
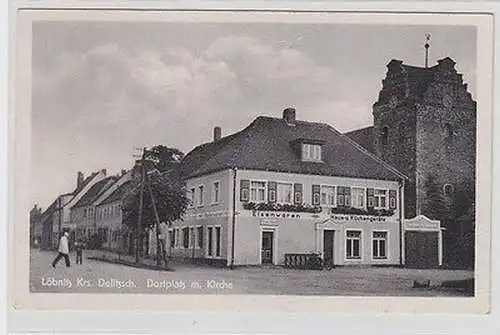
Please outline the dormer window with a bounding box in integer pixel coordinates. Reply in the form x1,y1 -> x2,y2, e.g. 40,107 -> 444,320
302,143 -> 322,162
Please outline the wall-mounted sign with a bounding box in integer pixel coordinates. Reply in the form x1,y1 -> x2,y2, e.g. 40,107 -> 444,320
330,214 -> 388,223
252,211 -> 302,219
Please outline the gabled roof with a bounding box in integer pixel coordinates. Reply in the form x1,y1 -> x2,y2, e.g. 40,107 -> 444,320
72,172 -> 99,195
99,180 -> 133,206
72,176 -> 118,209
344,126 -> 375,154
181,115 -> 406,181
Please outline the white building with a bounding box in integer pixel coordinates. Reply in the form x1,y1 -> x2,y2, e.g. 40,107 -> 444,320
169,108 -> 407,267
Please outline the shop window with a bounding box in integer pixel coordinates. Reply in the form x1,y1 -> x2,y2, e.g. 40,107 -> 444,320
277,183 -> 293,204
320,186 -> 335,206
207,227 -> 213,256
250,181 -> 266,202
372,231 -> 388,259
215,227 -> 221,257
374,189 -> 387,209
346,231 -> 361,259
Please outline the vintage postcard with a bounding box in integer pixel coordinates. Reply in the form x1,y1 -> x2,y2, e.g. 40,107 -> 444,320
10,8 -> 493,314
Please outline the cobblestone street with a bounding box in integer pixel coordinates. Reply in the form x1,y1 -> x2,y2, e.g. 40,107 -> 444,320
30,249 -> 473,296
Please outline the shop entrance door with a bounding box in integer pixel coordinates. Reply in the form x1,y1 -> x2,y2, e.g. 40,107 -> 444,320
261,231 -> 274,264
323,230 -> 335,266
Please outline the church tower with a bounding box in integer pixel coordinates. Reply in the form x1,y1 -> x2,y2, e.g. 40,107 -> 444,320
371,54 -> 476,268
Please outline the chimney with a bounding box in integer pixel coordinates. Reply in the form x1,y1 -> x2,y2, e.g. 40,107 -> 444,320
121,169 -> 127,176
101,168 -> 107,176
283,107 -> 296,125
213,126 -> 222,142
77,172 -> 84,188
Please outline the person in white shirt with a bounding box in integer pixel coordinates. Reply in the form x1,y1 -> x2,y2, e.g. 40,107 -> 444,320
52,231 -> 71,268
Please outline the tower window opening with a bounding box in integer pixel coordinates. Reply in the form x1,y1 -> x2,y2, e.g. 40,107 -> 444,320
381,126 -> 389,145
443,184 -> 453,196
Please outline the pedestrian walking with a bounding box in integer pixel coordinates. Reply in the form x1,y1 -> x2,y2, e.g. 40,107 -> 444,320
75,239 -> 84,265
52,231 -> 70,268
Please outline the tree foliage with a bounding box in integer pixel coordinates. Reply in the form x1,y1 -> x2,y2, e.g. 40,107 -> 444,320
121,145 -> 188,232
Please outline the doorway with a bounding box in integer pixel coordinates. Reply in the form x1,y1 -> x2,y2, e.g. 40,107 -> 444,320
323,230 -> 335,266
261,231 -> 274,264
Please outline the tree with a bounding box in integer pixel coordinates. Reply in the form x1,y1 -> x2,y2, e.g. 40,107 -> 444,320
145,145 -> 184,172
122,146 -> 188,267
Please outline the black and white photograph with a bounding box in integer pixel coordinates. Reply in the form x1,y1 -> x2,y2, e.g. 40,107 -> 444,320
10,8 -> 493,314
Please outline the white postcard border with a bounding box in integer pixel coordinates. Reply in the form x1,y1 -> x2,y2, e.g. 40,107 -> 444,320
9,8 -> 494,315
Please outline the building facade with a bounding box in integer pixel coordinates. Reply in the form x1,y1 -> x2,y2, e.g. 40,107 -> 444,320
40,170 -> 107,249
345,57 -> 476,268
168,109 -> 406,267
71,176 -> 117,243
93,170 -> 133,252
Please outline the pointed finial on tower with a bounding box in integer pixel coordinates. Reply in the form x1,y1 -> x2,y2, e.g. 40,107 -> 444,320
424,33 -> 431,68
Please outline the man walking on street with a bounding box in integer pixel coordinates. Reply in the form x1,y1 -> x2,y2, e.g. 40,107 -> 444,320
75,239 -> 84,265
52,231 -> 70,268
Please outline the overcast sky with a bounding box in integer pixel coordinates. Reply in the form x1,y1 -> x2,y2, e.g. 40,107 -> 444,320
31,21 -> 476,209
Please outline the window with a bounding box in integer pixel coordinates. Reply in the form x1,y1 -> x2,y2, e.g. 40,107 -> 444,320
277,183 -> 293,204
302,143 -> 322,162
175,229 -> 180,248
250,181 -> 266,202
320,186 -> 335,206
197,185 -> 204,207
381,126 -> 389,145
337,186 -> 351,207
374,189 -> 387,209
169,230 -> 174,248
188,188 -> 195,207
351,188 -> 365,209
207,227 -> 213,256
372,231 -> 388,259
215,227 -> 221,257
346,231 -> 361,259
197,226 -> 203,248
212,181 -> 220,204
443,184 -> 453,195
183,227 -> 189,248
189,227 -> 195,248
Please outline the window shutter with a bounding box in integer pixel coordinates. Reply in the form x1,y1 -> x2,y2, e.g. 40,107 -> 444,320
345,187 -> 351,207
240,180 -> 250,202
312,185 -> 320,205
268,181 -> 277,203
294,183 -> 303,204
389,190 -> 397,209
367,188 -> 375,209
